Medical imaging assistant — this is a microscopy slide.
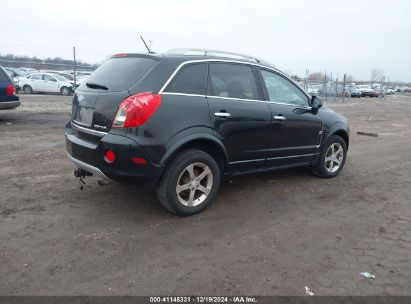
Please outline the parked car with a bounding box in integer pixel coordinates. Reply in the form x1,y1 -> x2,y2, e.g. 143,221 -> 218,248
20,72 -> 73,95
18,67 -> 37,74
65,49 -> 349,216
356,85 -> 378,97
349,86 -> 362,97
4,67 -> 26,92
307,84 -> 321,96
0,66 -> 20,110
383,87 -> 395,95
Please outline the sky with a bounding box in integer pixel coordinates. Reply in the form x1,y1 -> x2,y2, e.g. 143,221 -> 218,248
1,0 -> 411,82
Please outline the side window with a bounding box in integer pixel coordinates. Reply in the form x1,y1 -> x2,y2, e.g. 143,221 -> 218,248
208,63 -> 259,100
165,63 -> 207,95
260,70 -> 309,107
31,74 -> 42,80
43,74 -> 57,82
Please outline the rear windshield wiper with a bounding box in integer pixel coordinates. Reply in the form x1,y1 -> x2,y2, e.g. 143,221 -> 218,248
86,82 -> 108,90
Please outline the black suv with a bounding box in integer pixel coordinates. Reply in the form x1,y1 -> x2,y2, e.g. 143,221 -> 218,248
0,66 -> 20,110
65,49 -> 349,216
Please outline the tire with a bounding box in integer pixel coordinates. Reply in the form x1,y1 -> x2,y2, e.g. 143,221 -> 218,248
60,86 -> 70,96
312,135 -> 347,178
23,85 -> 33,94
156,149 -> 221,216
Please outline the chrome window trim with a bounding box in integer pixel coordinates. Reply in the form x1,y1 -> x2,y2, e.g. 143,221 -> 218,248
162,91 -> 311,108
161,92 -> 206,98
267,101 -> 312,110
71,121 -> 108,137
207,95 -> 266,103
158,58 -> 311,99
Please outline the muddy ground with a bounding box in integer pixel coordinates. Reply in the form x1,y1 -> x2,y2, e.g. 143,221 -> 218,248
0,94 -> 410,295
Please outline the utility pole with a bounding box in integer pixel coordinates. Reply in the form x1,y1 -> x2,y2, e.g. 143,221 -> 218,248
342,74 -> 347,103
379,76 -> 385,102
73,46 -> 77,88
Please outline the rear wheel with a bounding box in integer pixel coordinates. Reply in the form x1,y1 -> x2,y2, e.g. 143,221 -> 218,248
156,149 -> 221,216
23,85 -> 33,94
312,135 -> 347,178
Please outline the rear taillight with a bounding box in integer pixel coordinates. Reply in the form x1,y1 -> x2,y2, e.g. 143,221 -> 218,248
6,84 -> 15,96
104,150 -> 116,163
112,92 -> 162,128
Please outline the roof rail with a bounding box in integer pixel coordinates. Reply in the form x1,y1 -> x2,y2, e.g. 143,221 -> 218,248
166,48 -> 262,63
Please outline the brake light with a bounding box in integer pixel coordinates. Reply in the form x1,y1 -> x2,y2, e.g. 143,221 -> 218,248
112,92 -> 162,128
113,53 -> 128,57
131,157 -> 147,165
6,84 -> 15,96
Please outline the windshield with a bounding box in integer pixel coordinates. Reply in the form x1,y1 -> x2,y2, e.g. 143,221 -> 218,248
9,68 -> 26,77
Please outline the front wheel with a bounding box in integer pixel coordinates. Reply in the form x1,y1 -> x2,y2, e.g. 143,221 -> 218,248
312,135 -> 347,178
60,86 -> 70,96
156,149 -> 221,216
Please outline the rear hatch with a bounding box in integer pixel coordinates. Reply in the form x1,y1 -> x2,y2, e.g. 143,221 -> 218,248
72,55 -> 159,133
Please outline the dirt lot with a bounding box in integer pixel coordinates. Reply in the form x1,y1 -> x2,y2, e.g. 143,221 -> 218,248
0,94 -> 410,296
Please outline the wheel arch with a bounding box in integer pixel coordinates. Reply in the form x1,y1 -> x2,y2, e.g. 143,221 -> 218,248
159,135 -> 228,173
330,128 -> 349,148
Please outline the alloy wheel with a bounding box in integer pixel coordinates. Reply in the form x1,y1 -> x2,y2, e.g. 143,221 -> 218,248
324,143 -> 344,173
176,162 -> 213,207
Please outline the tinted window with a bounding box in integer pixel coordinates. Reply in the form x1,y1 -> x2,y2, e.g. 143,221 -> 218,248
165,63 -> 207,95
260,70 -> 309,107
0,68 -> 11,82
81,57 -> 157,92
31,74 -> 42,80
208,63 -> 259,100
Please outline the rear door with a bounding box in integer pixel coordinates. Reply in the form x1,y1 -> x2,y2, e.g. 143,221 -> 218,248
258,69 -> 322,166
206,62 -> 272,171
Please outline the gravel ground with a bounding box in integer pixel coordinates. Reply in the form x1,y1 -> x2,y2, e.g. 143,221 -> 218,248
0,94 -> 410,296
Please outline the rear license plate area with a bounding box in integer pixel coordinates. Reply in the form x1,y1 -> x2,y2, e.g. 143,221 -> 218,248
73,106 -> 93,126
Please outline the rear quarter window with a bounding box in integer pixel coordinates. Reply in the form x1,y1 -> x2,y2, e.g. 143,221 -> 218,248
0,68 -> 12,82
164,63 -> 207,95
80,57 -> 158,92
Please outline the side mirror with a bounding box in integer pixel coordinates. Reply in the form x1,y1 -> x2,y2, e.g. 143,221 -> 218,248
311,95 -> 323,112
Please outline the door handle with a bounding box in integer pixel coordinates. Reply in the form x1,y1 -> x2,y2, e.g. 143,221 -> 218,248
274,115 -> 286,121
214,112 -> 231,118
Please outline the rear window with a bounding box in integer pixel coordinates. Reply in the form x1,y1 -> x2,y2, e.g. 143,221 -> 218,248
0,68 -> 12,82
80,57 -> 157,92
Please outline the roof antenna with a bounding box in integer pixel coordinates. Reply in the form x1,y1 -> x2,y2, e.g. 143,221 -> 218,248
140,35 -> 152,53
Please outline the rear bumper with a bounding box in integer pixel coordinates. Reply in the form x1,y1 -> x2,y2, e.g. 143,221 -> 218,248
66,152 -> 110,180
65,122 -> 162,183
0,100 -> 20,110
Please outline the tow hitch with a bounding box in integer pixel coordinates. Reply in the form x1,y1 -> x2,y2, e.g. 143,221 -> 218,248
74,168 -> 109,189
74,168 -> 92,190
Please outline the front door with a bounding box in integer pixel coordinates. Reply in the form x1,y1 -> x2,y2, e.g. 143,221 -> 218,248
42,74 -> 59,93
207,62 -> 272,171
29,73 -> 43,91
258,69 -> 322,166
